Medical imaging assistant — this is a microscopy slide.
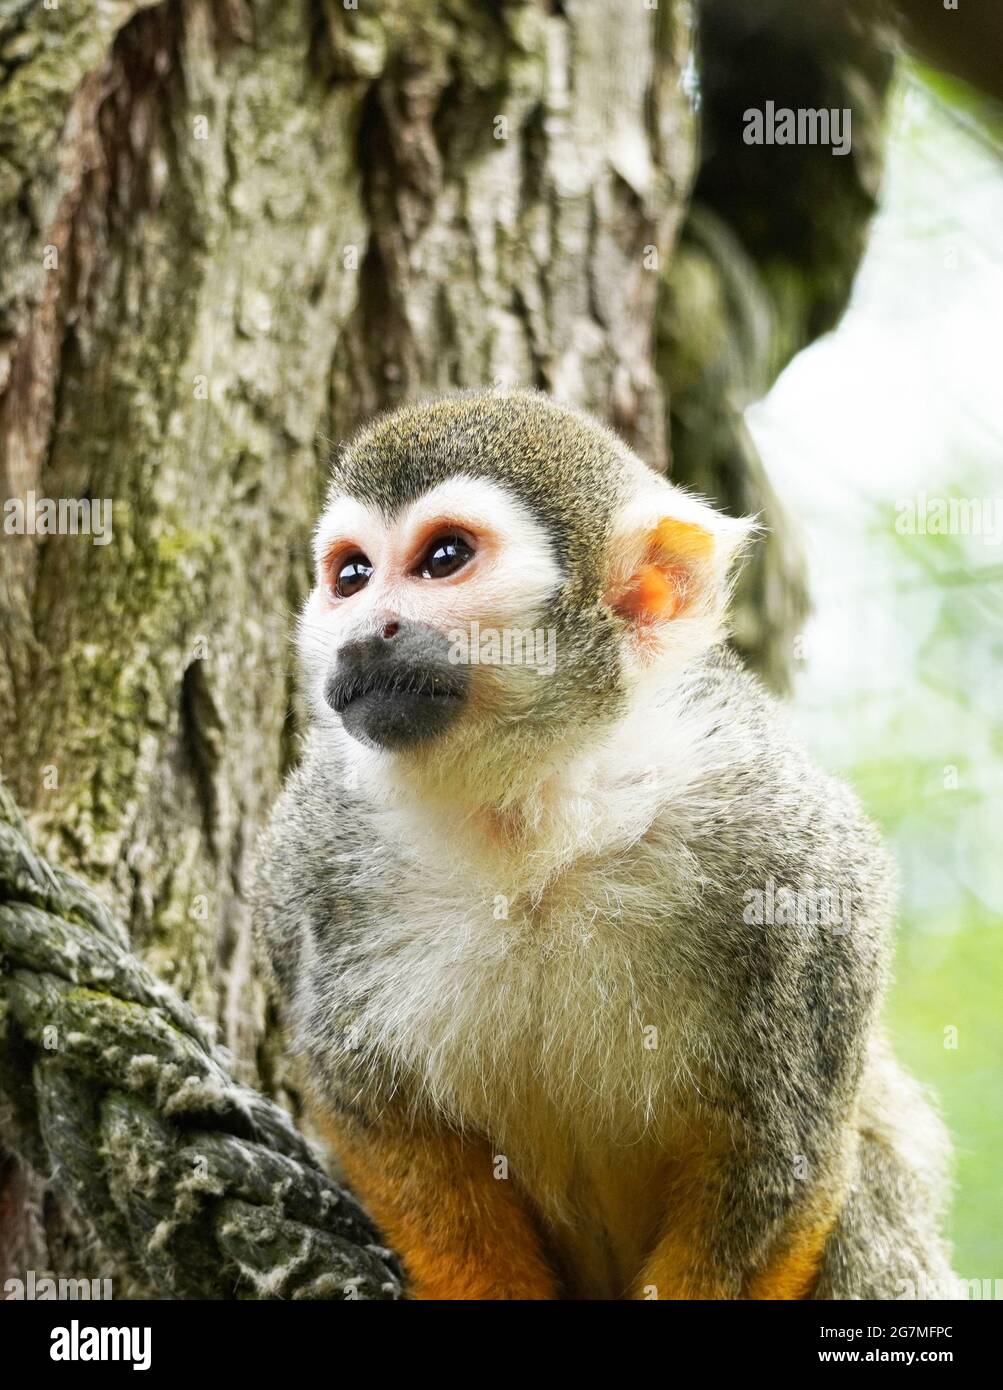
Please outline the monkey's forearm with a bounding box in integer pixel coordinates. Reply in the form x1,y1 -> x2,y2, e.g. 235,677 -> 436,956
635,1213 -> 837,1301
629,1117 -> 848,1300
316,1111 -> 558,1301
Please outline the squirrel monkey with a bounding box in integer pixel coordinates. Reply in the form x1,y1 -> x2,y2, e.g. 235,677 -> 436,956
255,391 -> 955,1300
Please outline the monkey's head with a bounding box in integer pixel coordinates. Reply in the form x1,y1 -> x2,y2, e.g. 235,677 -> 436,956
299,391 -> 752,806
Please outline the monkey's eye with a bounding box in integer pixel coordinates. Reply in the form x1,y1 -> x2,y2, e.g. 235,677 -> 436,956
333,553 -> 373,598
418,533 -> 474,580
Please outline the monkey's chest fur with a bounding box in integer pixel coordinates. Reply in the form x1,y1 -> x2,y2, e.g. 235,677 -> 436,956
295,806 -> 725,1298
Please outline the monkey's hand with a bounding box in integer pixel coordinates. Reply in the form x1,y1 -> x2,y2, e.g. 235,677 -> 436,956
316,1112 -> 558,1300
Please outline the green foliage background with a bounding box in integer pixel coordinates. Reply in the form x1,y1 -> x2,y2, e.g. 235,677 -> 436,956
750,70 -> 1003,1282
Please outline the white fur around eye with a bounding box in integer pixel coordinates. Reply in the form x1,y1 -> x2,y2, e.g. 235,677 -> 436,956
312,497 -> 385,569
297,476 -> 565,723
398,476 -> 564,620
314,475 -> 563,623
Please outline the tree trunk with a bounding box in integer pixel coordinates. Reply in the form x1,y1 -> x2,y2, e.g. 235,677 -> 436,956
0,0 -> 894,1291
0,0 -> 697,1288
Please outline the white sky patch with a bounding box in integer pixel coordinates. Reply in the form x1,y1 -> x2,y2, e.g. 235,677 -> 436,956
746,72 -> 1003,921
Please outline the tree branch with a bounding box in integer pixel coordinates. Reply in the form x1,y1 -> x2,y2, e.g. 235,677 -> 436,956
0,783 -> 402,1299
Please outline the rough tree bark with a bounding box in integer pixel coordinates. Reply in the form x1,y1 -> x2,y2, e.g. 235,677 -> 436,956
0,0 -> 895,1293
0,782 -> 402,1296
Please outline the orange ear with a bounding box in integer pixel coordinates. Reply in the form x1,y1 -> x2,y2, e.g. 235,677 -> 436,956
612,517 -> 717,625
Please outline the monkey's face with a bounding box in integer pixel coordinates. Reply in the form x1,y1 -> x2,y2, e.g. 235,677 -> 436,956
298,393 -> 752,793
299,475 -> 564,755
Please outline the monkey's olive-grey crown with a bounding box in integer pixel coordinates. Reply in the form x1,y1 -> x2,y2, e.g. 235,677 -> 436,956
331,390 -> 626,576
325,619 -> 469,750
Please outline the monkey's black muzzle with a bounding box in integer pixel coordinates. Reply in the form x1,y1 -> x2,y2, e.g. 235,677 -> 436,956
325,619 -> 468,751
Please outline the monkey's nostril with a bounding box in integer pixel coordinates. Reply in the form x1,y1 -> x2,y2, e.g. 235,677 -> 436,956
381,621 -> 400,640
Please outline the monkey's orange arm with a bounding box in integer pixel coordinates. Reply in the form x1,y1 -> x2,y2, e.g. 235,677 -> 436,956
630,1176 -> 734,1299
317,1114 -> 558,1300
629,1135 -> 838,1300
634,1188 -> 836,1300
743,1213 -> 837,1300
